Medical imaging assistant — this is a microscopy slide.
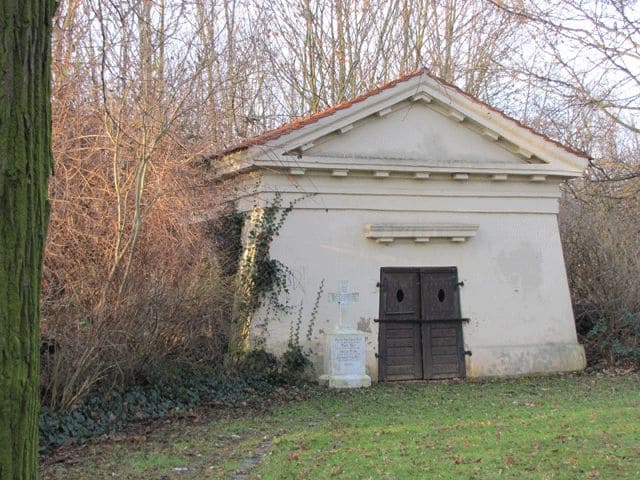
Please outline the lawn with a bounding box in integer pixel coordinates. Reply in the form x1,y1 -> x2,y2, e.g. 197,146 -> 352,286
41,372 -> 640,479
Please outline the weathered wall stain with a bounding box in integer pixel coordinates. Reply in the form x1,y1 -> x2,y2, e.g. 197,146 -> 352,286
357,317 -> 372,333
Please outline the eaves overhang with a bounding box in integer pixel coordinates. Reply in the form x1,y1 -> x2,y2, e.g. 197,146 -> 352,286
212,69 -> 590,181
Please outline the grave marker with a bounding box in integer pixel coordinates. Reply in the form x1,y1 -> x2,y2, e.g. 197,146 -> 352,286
320,280 -> 371,388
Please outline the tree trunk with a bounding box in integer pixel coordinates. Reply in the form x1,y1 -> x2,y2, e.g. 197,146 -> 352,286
0,0 -> 55,478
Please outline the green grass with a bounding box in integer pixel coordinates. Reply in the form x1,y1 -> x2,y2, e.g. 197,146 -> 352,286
41,373 -> 640,479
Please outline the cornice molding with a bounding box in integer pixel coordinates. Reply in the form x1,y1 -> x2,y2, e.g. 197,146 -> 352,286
365,223 -> 479,244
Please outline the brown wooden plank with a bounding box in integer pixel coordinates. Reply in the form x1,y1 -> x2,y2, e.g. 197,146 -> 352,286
421,323 -> 432,378
432,363 -> 460,374
384,328 -> 417,337
456,319 -> 466,378
431,327 -> 457,338
384,331 -> 416,338
386,364 -> 417,374
384,326 -> 416,337
431,337 -> 458,347
387,338 -> 416,348
412,323 -> 423,379
385,329 -> 416,338
386,346 -> 415,356
385,323 -> 417,330
386,327 -> 414,335
431,346 -> 458,355
386,355 -> 417,366
432,354 -> 460,364
385,328 -> 415,338
385,374 -> 418,381
430,373 -> 458,379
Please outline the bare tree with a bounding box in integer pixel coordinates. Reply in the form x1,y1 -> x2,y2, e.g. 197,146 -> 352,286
43,0 -> 238,409
490,0 -> 640,182
258,0 -> 523,115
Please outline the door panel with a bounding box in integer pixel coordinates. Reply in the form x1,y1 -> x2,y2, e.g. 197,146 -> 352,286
379,267 -> 466,381
420,270 -> 460,321
422,321 -> 466,379
380,271 -> 420,321
379,321 -> 422,381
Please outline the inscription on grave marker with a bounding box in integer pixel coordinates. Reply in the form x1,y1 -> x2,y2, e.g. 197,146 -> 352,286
332,334 -> 365,375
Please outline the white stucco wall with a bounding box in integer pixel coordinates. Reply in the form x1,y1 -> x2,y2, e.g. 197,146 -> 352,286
237,172 -> 585,380
305,101 -> 524,165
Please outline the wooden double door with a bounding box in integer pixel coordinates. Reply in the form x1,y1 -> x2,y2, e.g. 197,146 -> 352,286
378,267 -> 466,381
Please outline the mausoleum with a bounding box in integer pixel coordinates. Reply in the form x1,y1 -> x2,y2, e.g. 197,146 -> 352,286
215,69 -> 587,385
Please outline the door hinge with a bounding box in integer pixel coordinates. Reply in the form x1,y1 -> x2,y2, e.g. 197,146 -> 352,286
375,353 -> 382,359
456,281 -> 465,288
464,350 -> 472,356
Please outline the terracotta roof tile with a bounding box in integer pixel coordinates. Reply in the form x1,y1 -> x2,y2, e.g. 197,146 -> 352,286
210,68 -> 589,160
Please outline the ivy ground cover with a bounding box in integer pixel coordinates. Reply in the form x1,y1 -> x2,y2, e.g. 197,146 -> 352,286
41,372 -> 640,479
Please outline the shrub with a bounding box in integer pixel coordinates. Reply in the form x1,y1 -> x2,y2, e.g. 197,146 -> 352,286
235,345 -> 313,385
42,81 -> 235,410
39,350 -> 317,453
280,343 -> 312,385
236,349 -> 280,382
40,218 -> 236,411
559,183 -> 640,366
39,366 -> 276,453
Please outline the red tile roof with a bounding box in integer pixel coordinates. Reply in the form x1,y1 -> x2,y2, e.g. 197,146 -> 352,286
211,68 -> 589,160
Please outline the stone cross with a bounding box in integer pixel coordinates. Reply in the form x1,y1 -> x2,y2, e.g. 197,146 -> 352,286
328,280 -> 359,329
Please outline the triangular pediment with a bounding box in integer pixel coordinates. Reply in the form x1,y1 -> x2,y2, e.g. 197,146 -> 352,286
222,71 -> 588,178
298,100 -> 535,168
